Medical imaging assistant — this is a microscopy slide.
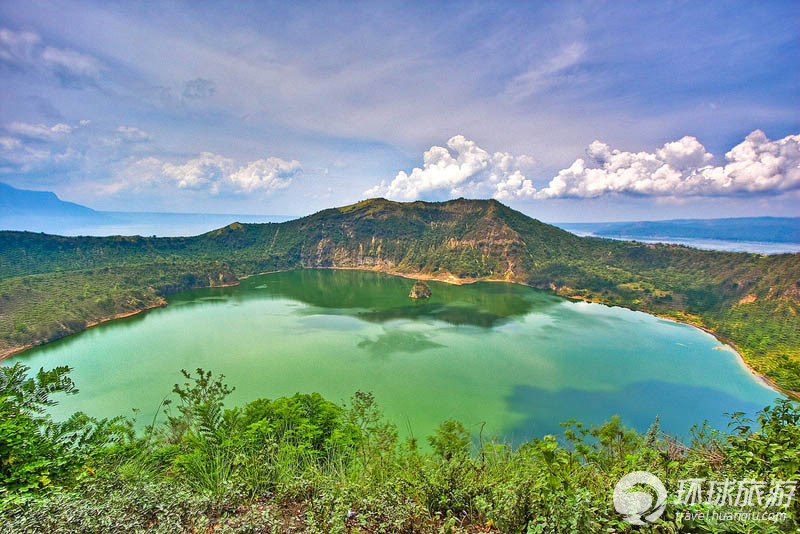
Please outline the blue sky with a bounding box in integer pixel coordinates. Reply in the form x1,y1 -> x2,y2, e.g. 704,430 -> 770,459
1,1 -> 798,221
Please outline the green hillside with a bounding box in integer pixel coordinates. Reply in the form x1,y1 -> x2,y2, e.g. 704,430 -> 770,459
1,198 -> 798,393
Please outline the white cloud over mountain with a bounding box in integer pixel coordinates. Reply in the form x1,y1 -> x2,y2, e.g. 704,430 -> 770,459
365,135 -> 535,201
537,130 -> 800,199
372,131 -> 800,203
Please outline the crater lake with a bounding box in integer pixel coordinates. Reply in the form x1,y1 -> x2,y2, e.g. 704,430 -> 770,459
5,269 -> 779,442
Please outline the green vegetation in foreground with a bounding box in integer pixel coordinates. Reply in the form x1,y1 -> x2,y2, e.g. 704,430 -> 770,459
1,198 -> 799,392
1,365 -> 799,533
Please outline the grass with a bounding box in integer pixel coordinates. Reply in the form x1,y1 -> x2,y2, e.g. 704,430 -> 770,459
1,365 -> 798,533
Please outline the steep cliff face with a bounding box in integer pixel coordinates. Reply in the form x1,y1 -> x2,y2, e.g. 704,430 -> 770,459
272,198 -> 580,283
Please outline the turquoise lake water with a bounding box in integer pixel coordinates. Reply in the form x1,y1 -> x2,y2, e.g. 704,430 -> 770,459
5,269 -> 778,443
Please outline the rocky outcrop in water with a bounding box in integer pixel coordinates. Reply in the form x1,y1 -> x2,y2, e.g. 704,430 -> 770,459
409,281 -> 432,299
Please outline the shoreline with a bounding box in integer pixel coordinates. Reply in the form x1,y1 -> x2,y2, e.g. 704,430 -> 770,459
0,299 -> 168,362
2,265 -> 795,401
650,314 -> 797,400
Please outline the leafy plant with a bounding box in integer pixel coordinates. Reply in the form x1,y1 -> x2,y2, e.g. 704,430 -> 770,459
0,363 -> 130,502
2,365 -> 798,532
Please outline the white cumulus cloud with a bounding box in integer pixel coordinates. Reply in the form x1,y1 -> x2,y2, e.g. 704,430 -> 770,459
162,152 -> 234,192
228,157 -> 299,193
366,135 -> 536,201
536,130 -> 800,199
158,152 -> 300,195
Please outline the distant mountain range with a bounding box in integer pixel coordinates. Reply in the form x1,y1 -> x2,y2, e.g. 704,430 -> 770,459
557,217 -> 800,243
0,182 -> 97,218
0,182 -> 290,236
3,182 -> 797,245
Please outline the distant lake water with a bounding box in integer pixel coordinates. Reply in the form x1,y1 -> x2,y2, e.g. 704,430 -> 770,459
565,231 -> 800,255
616,237 -> 800,254
5,270 -> 778,443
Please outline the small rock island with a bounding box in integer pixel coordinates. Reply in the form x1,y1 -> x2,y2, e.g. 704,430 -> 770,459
409,280 -> 432,299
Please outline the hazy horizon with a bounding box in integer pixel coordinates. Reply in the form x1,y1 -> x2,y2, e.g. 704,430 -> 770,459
4,180 -> 800,224
3,181 -> 798,253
